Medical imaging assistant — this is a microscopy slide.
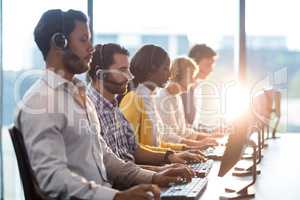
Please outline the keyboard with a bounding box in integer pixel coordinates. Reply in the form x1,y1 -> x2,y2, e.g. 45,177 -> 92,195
188,159 -> 214,176
204,146 -> 225,160
161,177 -> 208,200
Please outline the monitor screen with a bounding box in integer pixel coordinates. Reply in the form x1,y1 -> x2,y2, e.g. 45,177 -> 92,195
218,116 -> 251,177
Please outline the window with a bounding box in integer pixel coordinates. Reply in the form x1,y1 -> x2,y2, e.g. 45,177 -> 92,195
93,0 -> 236,127
0,0 -> 3,198
2,1 -> 87,199
246,0 -> 299,132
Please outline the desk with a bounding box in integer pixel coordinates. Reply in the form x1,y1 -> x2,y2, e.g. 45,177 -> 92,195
200,133 -> 300,200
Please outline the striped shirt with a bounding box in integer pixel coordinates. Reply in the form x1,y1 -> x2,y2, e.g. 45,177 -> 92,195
88,85 -> 138,162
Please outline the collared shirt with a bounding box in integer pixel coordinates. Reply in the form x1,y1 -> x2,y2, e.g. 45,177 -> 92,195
87,84 -> 137,162
135,84 -> 160,146
15,69 -> 154,200
156,88 -> 186,133
135,84 -> 182,145
155,87 -> 197,139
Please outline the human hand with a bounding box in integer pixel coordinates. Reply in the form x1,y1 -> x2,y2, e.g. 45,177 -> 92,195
114,184 -> 160,200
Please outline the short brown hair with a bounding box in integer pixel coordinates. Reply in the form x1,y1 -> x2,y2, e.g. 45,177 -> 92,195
88,43 -> 129,81
188,44 -> 216,63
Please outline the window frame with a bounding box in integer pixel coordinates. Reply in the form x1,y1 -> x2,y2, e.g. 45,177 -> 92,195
0,0 -> 3,198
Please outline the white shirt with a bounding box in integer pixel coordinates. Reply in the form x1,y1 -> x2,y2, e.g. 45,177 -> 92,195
15,69 -> 154,200
135,84 -> 161,146
156,87 -> 197,141
135,84 -> 184,145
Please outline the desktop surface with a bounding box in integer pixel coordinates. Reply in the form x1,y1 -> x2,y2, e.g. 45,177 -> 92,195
198,133 -> 300,200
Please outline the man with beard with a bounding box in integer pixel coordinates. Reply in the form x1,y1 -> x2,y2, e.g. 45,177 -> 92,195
87,44 -> 206,173
14,9 -> 195,200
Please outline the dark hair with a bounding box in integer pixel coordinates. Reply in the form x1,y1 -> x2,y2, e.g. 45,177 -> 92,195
88,43 -> 129,81
130,44 -> 170,85
34,9 -> 88,60
188,44 -> 217,63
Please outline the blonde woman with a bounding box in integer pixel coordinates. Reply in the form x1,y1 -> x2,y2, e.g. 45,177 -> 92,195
155,57 -> 217,148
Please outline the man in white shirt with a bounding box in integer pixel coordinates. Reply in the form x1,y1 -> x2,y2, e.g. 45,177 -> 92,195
15,9 -> 194,200
181,44 -> 217,128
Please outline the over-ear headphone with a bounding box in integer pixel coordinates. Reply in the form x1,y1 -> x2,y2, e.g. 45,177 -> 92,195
51,10 -> 85,72
95,44 -> 134,85
51,11 -> 68,50
51,32 -> 68,49
96,68 -> 108,80
96,44 -> 108,80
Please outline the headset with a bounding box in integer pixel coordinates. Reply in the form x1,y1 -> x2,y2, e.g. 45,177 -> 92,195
95,44 -> 134,87
50,10 -> 83,71
51,11 -> 68,50
51,33 -> 68,50
95,44 -> 108,79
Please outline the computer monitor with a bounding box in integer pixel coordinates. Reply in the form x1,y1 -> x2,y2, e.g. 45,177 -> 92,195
218,117 -> 251,177
251,88 -> 281,138
217,112 -> 258,199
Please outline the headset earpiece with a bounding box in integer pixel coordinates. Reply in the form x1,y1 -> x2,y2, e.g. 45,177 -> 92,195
51,32 -> 68,49
96,68 -> 108,80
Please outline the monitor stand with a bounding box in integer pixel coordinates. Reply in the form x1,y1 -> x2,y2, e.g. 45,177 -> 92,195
234,129 -> 263,176
266,125 -> 270,139
271,115 -> 281,139
219,140 -> 257,200
261,125 -> 268,148
242,124 -> 266,160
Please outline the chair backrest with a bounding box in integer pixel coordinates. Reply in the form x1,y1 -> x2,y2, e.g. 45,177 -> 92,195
8,126 -> 49,200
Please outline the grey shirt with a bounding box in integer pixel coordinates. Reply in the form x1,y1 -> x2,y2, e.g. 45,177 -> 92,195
15,69 -> 154,200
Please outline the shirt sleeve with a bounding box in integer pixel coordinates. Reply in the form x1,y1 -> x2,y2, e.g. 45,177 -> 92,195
124,116 -> 139,154
155,92 -> 184,143
99,134 -> 155,189
16,110 -> 119,200
119,92 -> 142,142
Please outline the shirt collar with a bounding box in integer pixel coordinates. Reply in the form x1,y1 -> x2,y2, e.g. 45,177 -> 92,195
136,83 -> 157,96
88,84 -> 118,109
41,69 -> 86,94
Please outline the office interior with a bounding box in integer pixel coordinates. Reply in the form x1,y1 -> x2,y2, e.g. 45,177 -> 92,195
0,0 -> 300,199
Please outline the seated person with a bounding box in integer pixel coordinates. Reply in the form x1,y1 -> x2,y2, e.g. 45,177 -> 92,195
87,43 -> 205,172
15,9 -> 195,200
119,45 -> 216,150
181,44 -> 218,130
155,57 -> 217,147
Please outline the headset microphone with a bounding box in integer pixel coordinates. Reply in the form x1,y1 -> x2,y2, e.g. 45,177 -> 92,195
96,69 -> 127,86
96,43 -> 135,86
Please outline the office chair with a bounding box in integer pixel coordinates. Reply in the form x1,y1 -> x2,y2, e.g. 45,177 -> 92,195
9,126 -> 85,200
8,126 -> 49,200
